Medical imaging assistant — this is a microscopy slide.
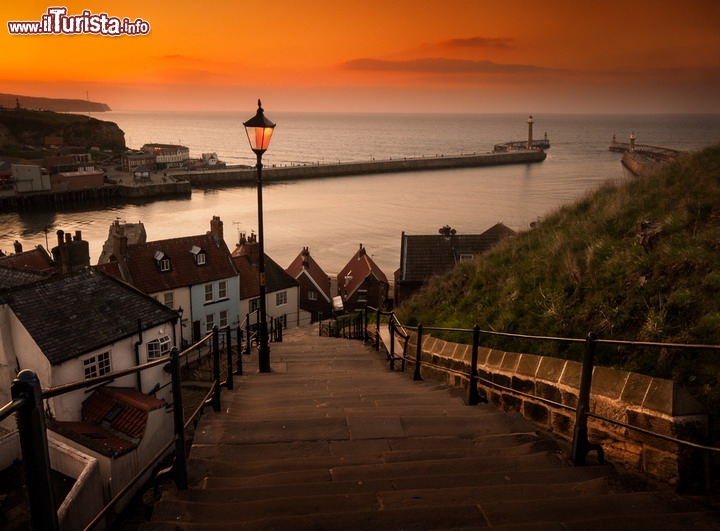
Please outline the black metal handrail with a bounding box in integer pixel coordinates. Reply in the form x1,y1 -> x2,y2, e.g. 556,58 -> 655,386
361,318 -> 720,464
0,325 -> 245,531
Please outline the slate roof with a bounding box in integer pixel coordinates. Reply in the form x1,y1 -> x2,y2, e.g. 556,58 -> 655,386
0,245 -> 55,273
0,265 -> 50,289
398,223 -> 516,282
232,241 -> 298,299
50,386 -> 165,457
337,245 -> 388,298
0,268 -> 177,365
97,232 -> 238,294
285,248 -> 332,303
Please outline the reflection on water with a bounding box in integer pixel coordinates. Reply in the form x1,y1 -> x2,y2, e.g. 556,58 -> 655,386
2,112 -> 719,276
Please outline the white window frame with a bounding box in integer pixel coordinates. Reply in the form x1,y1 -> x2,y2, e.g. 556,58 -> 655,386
204,283 -> 213,303
160,258 -> 170,272
219,309 -> 229,328
218,280 -> 228,300
358,289 -> 368,302
163,292 -> 174,309
308,290 -> 317,301
205,313 -> 215,333
276,290 -> 288,306
83,351 -> 111,379
147,335 -> 171,360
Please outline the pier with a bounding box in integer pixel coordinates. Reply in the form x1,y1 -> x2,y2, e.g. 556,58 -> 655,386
174,149 -> 547,187
609,133 -> 685,177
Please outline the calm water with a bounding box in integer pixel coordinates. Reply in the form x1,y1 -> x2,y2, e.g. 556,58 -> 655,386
2,112 -> 719,276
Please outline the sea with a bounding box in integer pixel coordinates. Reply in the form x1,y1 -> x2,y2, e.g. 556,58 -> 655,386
2,112 -> 720,276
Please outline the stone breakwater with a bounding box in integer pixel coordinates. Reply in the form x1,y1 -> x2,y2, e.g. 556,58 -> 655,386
175,149 -> 547,186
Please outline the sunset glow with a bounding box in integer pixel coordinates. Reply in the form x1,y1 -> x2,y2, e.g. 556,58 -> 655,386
3,0 -> 719,113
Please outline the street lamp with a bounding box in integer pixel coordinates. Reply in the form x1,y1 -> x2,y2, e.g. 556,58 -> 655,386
243,99 -> 276,373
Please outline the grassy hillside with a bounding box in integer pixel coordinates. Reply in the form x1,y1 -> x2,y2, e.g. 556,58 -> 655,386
397,145 -> 720,396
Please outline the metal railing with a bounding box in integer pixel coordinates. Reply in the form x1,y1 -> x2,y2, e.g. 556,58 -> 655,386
361,309 -> 720,471
0,325 -> 246,531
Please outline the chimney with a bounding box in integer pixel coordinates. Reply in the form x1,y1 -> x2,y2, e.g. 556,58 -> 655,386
210,216 -> 224,240
358,243 -> 365,257
112,227 -> 128,260
53,228 -> 90,274
302,247 -> 310,269
13,240 -> 22,253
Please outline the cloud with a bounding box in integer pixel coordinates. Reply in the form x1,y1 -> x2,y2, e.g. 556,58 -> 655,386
439,36 -> 515,50
340,57 -> 557,75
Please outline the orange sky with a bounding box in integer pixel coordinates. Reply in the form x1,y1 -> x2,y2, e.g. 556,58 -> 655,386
3,0 -> 719,113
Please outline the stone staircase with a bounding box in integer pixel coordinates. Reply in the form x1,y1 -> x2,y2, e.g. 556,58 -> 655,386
140,326 -> 720,530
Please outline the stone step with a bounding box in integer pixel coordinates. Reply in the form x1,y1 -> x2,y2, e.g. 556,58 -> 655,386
141,503 -> 487,530
149,478 -> 609,525
170,476 -> 608,507
201,464 -> 615,492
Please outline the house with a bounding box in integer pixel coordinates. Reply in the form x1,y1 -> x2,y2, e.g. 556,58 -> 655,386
0,233 -> 179,518
0,266 -> 179,419
337,244 -> 389,313
122,151 -> 156,173
232,233 -> 303,329
140,143 -> 190,169
0,242 -> 55,272
97,216 -> 239,344
394,223 -> 516,305
286,247 -> 333,323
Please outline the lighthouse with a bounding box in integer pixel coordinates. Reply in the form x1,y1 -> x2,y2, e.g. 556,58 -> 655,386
527,115 -> 534,149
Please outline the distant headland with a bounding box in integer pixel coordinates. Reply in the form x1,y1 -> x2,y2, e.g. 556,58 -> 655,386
0,93 -> 111,113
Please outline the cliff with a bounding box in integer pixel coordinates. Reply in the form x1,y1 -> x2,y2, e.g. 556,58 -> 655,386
0,93 -> 111,112
0,108 -> 125,150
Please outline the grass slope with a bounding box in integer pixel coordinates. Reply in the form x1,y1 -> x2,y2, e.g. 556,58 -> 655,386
397,145 -> 720,396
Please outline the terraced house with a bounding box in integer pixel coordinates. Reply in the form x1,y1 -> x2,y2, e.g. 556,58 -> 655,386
98,217 -> 239,344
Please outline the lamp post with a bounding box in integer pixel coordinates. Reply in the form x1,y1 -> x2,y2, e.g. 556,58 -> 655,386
243,99 -> 276,373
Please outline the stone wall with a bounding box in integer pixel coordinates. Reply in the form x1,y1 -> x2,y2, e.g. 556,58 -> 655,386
402,331 -> 710,492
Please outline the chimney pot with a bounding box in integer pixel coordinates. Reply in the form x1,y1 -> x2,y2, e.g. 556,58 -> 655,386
57,230 -> 64,246
13,240 -> 22,253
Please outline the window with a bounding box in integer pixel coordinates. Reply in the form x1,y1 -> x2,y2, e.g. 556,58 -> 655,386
218,280 -> 227,300
163,292 -> 174,309
250,298 -> 259,313
83,351 -> 111,379
154,250 -> 171,272
276,291 -> 288,306
191,245 -> 206,266
358,290 -> 368,302
219,310 -> 229,328
205,313 -> 215,333
147,335 -> 171,360
204,283 -> 213,303
308,290 -> 317,301
459,253 -> 474,262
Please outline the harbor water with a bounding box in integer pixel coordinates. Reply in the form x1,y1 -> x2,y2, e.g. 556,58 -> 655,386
1,112 -> 719,276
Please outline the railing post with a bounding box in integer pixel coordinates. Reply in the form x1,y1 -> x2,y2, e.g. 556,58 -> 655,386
571,332 -> 605,465
467,325 -> 480,405
245,313 -> 251,354
363,306 -> 369,342
389,318 -> 396,371
209,326 -> 221,412
11,370 -> 59,531
225,326 -> 233,390
155,347 -> 188,493
375,307 -> 380,351
413,324 -> 423,381
235,325 -> 243,376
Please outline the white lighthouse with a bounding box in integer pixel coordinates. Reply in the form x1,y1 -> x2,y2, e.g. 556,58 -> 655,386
527,115 -> 534,149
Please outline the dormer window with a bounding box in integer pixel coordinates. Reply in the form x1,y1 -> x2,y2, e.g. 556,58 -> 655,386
154,250 -> 171,272
190,245 -> 206,266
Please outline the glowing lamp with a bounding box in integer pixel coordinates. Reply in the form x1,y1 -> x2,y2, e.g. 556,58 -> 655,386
243,99 -> 276,154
